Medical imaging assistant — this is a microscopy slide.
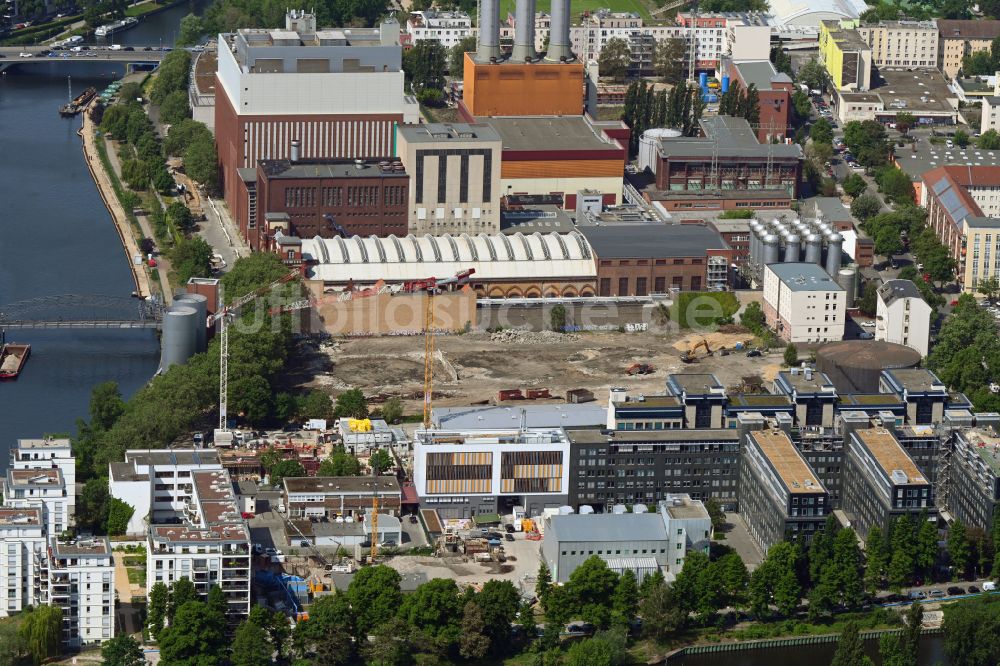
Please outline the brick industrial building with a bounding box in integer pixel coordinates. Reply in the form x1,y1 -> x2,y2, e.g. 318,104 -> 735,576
726,60 -> 794,143
216,11 -> 418,246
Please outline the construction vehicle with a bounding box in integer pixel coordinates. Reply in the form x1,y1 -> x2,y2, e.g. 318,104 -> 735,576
212,269 -> 300,442
680,339 -> 713,364
626,363 -> 655,375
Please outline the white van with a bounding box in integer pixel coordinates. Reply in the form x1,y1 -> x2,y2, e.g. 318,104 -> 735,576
984,581 -> 997,592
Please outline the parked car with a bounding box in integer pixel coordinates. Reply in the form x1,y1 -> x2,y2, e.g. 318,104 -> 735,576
746,349 -> 762,358
908,590 -> 927,600
947,586 -> 965,596
928,589 -> 946,598
408,514 -> 418,524
859,331 -> 875,339
504,524 -> 515,533
564,622 -> 595,636
505,533 -> 514,542
241,512 -> 254,520
299,540 -> 310,547
969,585 -> 980,594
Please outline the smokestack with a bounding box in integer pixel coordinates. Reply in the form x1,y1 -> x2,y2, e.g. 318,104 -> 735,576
290,139 -> 301,163
545,0 -> 572,62
477,0 -> 502,61
512,0 -> 537,61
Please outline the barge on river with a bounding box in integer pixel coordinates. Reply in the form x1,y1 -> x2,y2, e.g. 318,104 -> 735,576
0,343 -> 30,380
59,87 -> 98,117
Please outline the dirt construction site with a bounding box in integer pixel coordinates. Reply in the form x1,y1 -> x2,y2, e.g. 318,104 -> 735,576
300,327 -> 783,412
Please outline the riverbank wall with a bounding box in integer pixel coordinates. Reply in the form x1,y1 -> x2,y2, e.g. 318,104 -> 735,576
79,101 -> 153,300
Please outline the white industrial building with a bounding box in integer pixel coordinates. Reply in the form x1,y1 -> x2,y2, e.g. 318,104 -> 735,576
47,537 -> 114,648
431,403 -> 607,430
109,449 -> 224,536
413,428 -> 571,519
406,10 -> 473,48
541,495 -> 711,583
300,231 -> 596,286
146,469 -> 251,620
762,263 -> 846,343
876,279 -> 932,357
0,508 -> 46,617
336,417 -> 404,454
768,0 -> 868,27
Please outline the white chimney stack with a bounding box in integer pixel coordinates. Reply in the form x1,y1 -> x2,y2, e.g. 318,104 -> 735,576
290,139 -> 301,163
512,0 -> 537,61
545,0 -> 573,61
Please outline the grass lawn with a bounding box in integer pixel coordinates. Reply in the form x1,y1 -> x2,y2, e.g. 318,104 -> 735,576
125,567 -> 146,586
498,0 -> 657,22
126,0 -> 171,18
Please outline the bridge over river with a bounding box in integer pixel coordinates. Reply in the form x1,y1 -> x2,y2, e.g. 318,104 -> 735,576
0,45 -> 168,72
0,295 -> 164,330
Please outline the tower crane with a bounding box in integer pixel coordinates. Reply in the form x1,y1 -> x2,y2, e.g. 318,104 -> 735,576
211,269 -> 300,442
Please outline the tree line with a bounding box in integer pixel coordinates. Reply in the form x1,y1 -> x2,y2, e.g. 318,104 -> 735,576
929,293 -> 1000,412
622,80 -> 706,156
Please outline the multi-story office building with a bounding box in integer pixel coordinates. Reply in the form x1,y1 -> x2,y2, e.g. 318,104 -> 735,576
773,369 -> 839,428
0,508 -> 45,617
762,263 -> 846,343
665,374 -> 728,429
878,369 -> 948,425
147,469 -> 251,620
216,10 -> 419,247
413,428 -> 570,518
109,449 -> 223,536
857,20 -> 939,68
946,426 -> 1000,531
937,20 -> 1000,79
566,428 -> 742,509
3,468 -> 68,538
395,123 -> 502,235
283,476 -> 402,520
47,537 -> 114,649
819,20 -> 873,92
843,427 -> 934,539
875,279 -> 932,356
406,10 -> 473,49
740,428 -> 830,552
541,495 -> 710,583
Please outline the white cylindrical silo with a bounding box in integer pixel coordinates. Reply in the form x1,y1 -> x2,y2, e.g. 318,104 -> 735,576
512,0 -> 537,61
749,221 -> 763,267
837,268 -> 857,307
477,0 -> 502,61
763,234 -> 781,266
546,0 -> 573,61
805,233 -> 823,265
174,293 -> 208,353
159,306 -> 198,371
638,128 -> 681,174
826,233 -> 844,276
784,234 -> 801,263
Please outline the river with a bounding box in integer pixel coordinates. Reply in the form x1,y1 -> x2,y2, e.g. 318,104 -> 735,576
672,634 -> 948,665
0,2 -> 208,469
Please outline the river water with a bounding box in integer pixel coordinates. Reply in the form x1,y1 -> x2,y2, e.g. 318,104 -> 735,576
672,634 -> 947,665
0,2 -> 206,467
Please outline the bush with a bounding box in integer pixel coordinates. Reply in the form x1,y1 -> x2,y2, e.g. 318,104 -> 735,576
842,173 -> 867,198
850,193 -> 881,221
718,210 -> 754,219
159,90 -> 191,125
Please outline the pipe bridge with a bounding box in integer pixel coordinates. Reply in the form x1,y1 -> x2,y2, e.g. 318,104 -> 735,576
0,295 -> 164,330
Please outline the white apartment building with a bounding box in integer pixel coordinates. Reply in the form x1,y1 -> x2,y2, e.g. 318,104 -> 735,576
3,468 -> 69,538
413,428 -> 571,519
406,10 -> 473,48
876,279 -> 932,356
762,263 -> 846,343
982,95 -> 1000,135
0,508 -> 46,617
47,537 -> 114,649
11,438 -> 76,492
109,449 -> 223,536
147,469 -> 251,620
857,20 -> 939,68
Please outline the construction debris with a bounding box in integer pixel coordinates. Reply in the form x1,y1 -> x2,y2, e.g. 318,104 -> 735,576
490,329 -> 580,344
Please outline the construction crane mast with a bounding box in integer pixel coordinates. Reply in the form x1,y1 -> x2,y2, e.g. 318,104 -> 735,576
211,269 -> 299,436
371,475 -> 379,562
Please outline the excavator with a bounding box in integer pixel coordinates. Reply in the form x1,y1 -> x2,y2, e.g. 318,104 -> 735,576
680,339 -> 713,364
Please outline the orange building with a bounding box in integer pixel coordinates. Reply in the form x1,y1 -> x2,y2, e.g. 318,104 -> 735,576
461,54 -> 585,118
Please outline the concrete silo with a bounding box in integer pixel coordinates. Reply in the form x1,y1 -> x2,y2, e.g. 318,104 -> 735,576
159,305 -> 198,371
825,232 -> 843,276
762,234 -> 781,266
804,233 -> 824,265
174,293 -> 208,353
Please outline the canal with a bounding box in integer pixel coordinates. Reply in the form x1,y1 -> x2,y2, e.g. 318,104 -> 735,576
0,2 -> 208,468
671,634 -> 948,665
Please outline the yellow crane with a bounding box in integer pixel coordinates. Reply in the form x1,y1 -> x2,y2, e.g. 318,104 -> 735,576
371,481 -> 379,562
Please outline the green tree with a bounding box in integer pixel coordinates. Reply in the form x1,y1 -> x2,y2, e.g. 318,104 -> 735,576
160,90 -> 191,125
299,390 -> 334,420
106,497 -> 134,535
832,622 -> 874,666
381,396 -> 403,424
183,134 -> 219,191
979,129 -> 1000,150
864,525 -> 889,590
550,304 -> 567,332
449,35 -> 476,74
639,576 -> 685,643
90,381 -> 125,429
170,236 -> 214,284
166,201 -> 194,232
151,50 -> 192,105
270,459 -> 306,485
148,581 -> 169,639
177,13 -> 205,46
399,578 -> 463,644
318,447 -> 362,476
536,561 -> 553,607
18,606 -> 62,666
955,130 -> 971,148
653,38 -> 685,83
369,448 -> 394,474
964,51 -> 995,76
895,111 -> 915,135
347,565 -> 402,635
950,519 -> 973,580
292,594 -> 354,659
810,118 -> 833,145
335,388 -> 369,419
159,601 -> 227,666
0,617 -> 22,666
915,514 -> 939,580
611,569 -> 638,626
705,497 -> 726,534
563,630 -> 628,666
403,40 -> 447,91
771,44 -> 793,76
740,300 -> 766,335
797,57 -> 827,91
459,601 -> 491,660
979,276 -> 1000,302
562,556 -> 620,628
942,597 -> 1000,665
888,516 -> 916,590
164,119 -> 214,157
843,172 -> 868,198
168,577 -> 198,622
230,621 -> 270,666
857,281 -> 879,317
247,606 -> 290,661
474,579 -> 522,650
783,343 -> 798,367
598,37 -> 632,82
851,193 -> 882,221
876,166 -> 915,205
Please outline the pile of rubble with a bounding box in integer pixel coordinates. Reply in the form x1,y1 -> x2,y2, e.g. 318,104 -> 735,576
489,329 -> 580,344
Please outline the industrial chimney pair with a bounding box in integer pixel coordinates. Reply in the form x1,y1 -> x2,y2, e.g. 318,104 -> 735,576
478,0 -> 572,62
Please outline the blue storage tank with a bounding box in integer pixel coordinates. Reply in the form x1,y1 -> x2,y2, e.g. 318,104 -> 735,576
699,72 -> 708,89
721,75 -> 730,93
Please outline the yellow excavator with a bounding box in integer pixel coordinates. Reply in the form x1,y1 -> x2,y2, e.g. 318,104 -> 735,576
680,339 -> 713,364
